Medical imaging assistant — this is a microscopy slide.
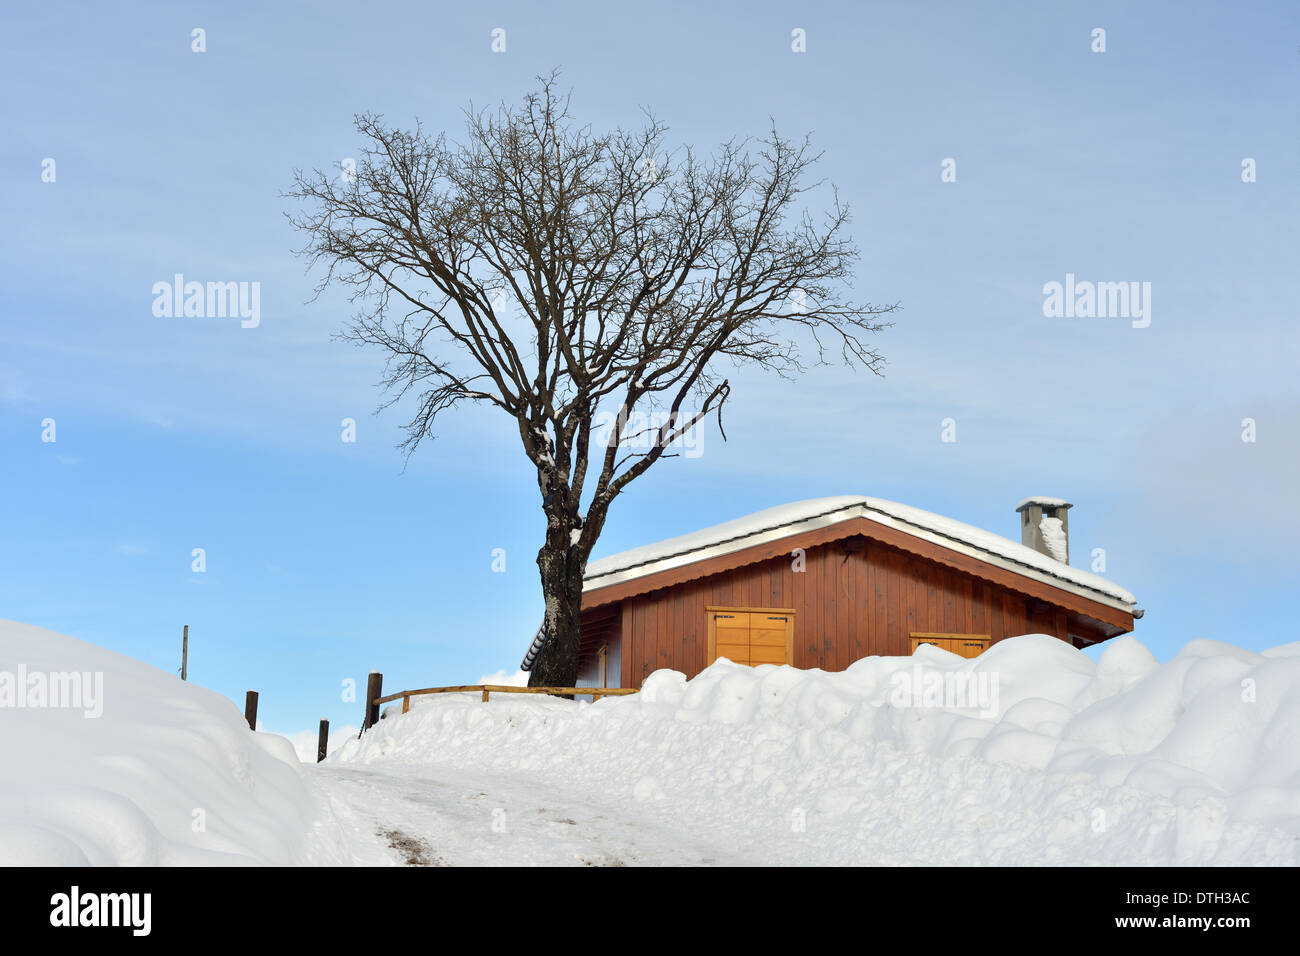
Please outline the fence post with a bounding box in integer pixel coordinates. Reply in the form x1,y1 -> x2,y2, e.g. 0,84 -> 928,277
363,672 -> 383,730
317,719 -> 329,763
244,690 -> 258,731
180,625 -> 188,681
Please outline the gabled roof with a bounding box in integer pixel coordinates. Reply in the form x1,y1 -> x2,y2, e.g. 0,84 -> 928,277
521,496 -> 1138,670
584,496 -> 1135,606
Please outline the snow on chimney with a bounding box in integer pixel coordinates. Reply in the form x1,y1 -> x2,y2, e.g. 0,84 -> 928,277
1016,496 -> 1072,564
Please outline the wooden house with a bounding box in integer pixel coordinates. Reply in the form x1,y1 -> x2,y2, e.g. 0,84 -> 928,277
520,496 -> 1140,689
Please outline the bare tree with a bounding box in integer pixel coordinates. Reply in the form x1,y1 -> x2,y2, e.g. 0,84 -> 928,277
288,74 -> 897,688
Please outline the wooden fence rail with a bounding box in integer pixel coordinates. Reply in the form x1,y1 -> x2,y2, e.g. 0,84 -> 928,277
363,676 -> 637,729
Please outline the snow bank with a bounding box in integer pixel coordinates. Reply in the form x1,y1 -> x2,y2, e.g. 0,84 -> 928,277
0,619 -> 352,865
268,722 -> 360,764
337,635 -> 1300,865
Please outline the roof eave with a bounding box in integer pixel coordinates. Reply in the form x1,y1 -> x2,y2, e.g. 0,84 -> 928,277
582,509 -> 1135,626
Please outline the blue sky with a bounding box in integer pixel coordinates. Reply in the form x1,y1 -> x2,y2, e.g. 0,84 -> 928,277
2,1 -> 1297,740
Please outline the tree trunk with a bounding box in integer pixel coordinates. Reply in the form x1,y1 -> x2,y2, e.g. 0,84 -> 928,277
527,539 -> 586,688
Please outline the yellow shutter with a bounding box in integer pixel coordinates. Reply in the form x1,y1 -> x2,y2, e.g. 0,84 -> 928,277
707,608 -> 795,667
749,614 -> 790,665
713,611 -> 752,664
910,633 -> 990,658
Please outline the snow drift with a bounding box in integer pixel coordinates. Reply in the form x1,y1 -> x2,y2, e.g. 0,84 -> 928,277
0,619 -> 353,865
6,615 -> 1297,867
336,634 -> 1300,865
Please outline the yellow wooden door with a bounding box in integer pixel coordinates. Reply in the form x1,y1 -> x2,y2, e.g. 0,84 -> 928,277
910,634 -> 990,657
713,611 -> 752,664
911,636 -> 951,653
749,613 -> 790,665
707,608 -> 796,667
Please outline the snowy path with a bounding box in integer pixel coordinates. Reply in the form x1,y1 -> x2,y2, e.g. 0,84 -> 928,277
309,764 -> 756,866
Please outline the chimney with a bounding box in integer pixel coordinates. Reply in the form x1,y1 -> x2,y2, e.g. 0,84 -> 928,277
1016,496 -> 1072,563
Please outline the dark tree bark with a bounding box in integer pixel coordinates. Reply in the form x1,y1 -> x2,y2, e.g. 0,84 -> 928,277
288,72 -> 897,689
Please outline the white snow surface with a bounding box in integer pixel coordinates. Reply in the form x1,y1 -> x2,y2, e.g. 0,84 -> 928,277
337,633 -> 1300,865
0,619 -> 361,865
8,617 -> 1299,866
269,721 -> 360,763
1039,515 -> 1069,563
582,496 -> 1134,609
1016,495 -> 1072,511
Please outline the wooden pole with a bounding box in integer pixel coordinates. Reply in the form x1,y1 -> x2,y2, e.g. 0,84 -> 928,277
363,672 -> 383,730
244,690 -> 258,731
180,625 -> 188,681
317,719 -> 329,763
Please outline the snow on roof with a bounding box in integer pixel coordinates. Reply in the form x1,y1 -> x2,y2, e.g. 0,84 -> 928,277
1016,496 -> 1072,511
1039,515 -> 1069,563
583,495 -> 1136,608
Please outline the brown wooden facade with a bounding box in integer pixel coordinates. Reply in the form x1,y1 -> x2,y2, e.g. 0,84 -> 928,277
574,518 -> 1134,689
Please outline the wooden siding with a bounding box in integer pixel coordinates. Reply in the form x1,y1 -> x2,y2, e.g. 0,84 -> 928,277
615,536 -> 1089,687
582,515 -> 1131,633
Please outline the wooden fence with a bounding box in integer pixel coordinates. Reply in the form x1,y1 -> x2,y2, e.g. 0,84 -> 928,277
238,688 -> 332,763
226,666 -> 634,756
361,673 -> 636,730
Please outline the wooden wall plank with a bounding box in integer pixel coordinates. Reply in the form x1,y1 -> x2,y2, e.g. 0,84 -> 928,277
791,557 -> 805,668
886,548 -> 902,656
971,581 -> 987,637
619,602 -> 633,687
960,576 -> 974,634
645,597 -> 659,681
990,586 -> 1004,643
873,546 -> 887,656
942,568 -> 957,633
904,563 -> 919,657
809,547 -> 821,668
825,545 -> 838,670
628,598 -> 641,683
861,546 -> 876,661
926,567 -> 940,633
851,550 -> 868,664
